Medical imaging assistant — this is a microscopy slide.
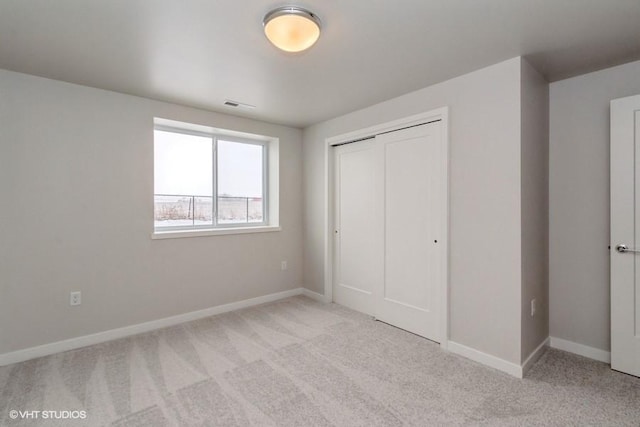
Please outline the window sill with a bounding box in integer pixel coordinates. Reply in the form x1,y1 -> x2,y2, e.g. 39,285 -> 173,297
151,225 -> 281,240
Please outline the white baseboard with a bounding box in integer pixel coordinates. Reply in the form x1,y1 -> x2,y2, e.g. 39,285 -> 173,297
521,337 -> 550,376
0,287 -> 306,367
549,336 -> 611,363
301,288 -> 331,302
448,341 -> 523,378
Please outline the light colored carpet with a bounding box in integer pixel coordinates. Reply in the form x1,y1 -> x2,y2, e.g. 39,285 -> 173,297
1,296 -> 639,426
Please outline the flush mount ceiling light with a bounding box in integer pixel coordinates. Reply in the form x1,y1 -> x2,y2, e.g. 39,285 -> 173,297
263,6 -> 321,53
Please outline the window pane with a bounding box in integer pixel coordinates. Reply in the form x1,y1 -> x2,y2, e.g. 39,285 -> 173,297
154,130 -> 213,228
217,140 -> 264,224
153,195 -> 213,227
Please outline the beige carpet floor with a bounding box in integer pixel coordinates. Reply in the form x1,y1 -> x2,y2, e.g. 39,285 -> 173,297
1,295 -> 639,426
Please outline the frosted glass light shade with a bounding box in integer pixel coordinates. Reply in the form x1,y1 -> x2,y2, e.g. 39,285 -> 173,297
263,7 -> 321,53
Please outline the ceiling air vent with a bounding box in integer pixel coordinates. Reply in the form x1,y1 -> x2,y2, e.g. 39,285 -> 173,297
223,100 -> 256,109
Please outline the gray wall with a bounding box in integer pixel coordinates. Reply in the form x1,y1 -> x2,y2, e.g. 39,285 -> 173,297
0,70 -> 303,354
520,59 -> 550,362
549,60 -> 640,352
12,53 -> 636,363
303,58 -> 524,364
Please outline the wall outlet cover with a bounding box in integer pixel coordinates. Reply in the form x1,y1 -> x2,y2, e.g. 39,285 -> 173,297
70,291 -> 81,306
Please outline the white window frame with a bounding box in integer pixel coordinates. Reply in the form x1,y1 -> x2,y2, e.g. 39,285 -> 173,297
152,119 -> 280,239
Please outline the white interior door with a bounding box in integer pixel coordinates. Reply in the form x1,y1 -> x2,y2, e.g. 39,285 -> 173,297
374,123 -> 443,341
611,93 -> 640,378
333,139 -> 380,315
332,121 -> 445,343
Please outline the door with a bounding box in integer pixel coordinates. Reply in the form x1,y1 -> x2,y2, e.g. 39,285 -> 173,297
375,123 -> 443,340
611,94 -> 640,378
333,139 -> 380,315
332,121 -> 445,343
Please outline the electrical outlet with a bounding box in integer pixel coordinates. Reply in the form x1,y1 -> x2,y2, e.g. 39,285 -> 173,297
281,261 -> 288,271
70,291 -> 81,306
531,299 -> 536,317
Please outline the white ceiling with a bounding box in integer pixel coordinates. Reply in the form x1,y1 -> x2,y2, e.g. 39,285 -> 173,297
1,0 -> 639,128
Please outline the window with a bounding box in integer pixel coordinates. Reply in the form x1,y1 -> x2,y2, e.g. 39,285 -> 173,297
217,139 -> 265,224
154,120 -> 276,235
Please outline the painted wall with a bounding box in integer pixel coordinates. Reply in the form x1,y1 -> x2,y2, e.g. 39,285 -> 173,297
520,58 -> 550,362
549,60 -> 640,352
303,58 -> 524,364
0,70 -> 303,355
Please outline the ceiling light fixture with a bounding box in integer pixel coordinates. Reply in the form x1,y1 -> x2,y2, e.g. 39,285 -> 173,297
263,6 -> 321,53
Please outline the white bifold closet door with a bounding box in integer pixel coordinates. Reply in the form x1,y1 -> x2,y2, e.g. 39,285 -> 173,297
333,121 -> 444,342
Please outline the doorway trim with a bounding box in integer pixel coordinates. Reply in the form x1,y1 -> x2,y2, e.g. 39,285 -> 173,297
323,107 -> 450,349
